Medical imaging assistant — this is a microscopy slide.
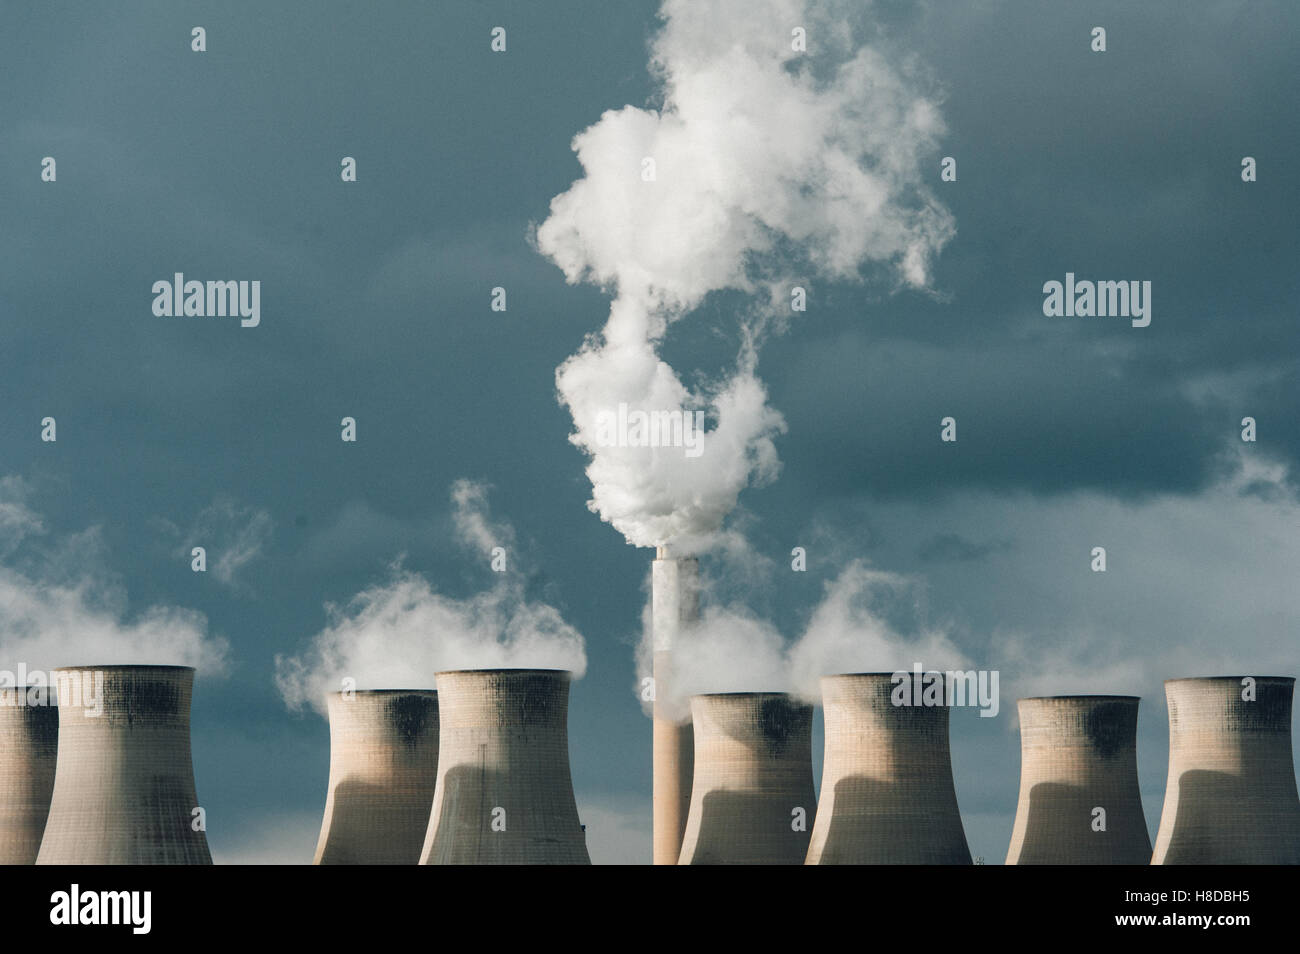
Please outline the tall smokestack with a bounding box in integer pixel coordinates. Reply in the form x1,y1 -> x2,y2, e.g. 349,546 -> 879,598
678,692 -> 816,865
419,669 -> 589,864
314,689 -> 439,865
806,673 -> 971,864
0,687 -> 58,864
1152,675 -> 1300,864
1005,696 -> 1151,864
36,665 -> 212,864
651,547 -> 698,865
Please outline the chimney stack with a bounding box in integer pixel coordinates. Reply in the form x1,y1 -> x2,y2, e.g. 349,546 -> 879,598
1152,675 -> 1300,864
0,686 -> 57,864
1006,696 -> 1151,864
37,665 -> 212,864
806,672 -> 971,864
314,689 -> 439,865
420,669 -> 589,864
678,692 -> 816,864
651,547 -> 698,865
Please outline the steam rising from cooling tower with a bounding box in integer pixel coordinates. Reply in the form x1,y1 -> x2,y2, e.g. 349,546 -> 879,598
536,0 -> 954,551
275,481 -> 586,712
37,665 -> 212,865
314,690 -> 439,865
0,687 -> 57,864
420,669 -> 589,865
537,0 -> 956,867
1006,696 -> 1151,865
1152,676 -> 1300,864
663,561 -> 966,705
0,477 -> 228,673
678,692 -> 816,864
806,673 -> 970,864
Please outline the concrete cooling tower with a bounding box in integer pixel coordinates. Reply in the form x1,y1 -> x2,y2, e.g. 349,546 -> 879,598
0,687 -> 58,864
806,672 -> 971,864
314,689 -> 439,865
1152,675 -> 1300,864
678,692 -> 816,865
652,548 -> 698,865
1005,696 -> 1151,865
36,665 -> 211,865
419,669 -> 589,864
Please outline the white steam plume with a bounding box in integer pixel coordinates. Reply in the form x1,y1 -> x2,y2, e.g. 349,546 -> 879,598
275,481 -> 586,714
786,560 -> 967,699
537,0 -> 954,549
0,476 -> 228,674
650,559 -> 965,711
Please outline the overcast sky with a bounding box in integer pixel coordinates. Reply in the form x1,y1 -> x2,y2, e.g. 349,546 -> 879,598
1,0 -> 1296,864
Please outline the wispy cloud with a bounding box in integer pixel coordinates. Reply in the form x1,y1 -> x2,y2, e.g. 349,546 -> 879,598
156,495 -> 273,590
275,480 -> 586,714
0,476 -> 229,673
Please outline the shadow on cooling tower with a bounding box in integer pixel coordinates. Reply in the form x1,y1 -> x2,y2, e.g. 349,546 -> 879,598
678,692 -> 816,865
317,778 -> 435,865
37,666 -> 212,865
684,791 -> 813,864
0,691 -> 58,865
420,669 -> 590,865
1007,696 -> 1151,864
426,762 -> 587,864
1152,676 -> 1300,865
1160,769 -> 1300,865
816,775 -> 971,865
1015,783 -> 1152,865
314,690 -> 439,865
808,674 -> 971,865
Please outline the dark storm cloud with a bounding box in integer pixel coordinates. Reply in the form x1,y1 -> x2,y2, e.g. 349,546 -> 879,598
0,0 -> 1293,863
917,532 -> 1012,564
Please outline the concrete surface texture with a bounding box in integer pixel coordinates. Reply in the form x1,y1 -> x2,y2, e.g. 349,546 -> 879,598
678,692 -> 816,865
652,550 -> 698,866
1152,675 -> 1300,864
314,689 -> 439,865
806,672 -> 972,864
1005,696 -> 1151,864
36,665 -> 212,864
0,687 -> 58,864
419,668 -> 590,864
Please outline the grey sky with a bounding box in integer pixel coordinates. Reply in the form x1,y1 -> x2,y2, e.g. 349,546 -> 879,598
1,1 -> 1296,864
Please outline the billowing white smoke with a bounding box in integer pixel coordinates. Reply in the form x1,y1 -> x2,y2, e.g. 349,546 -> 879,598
275,480 -> 587,714
537,0 -> 954,548
786,560 -> 967,699
657,560 -> 965,709
0,476 -> 227,674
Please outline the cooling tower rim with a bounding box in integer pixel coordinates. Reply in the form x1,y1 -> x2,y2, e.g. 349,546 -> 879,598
326,688 -> 437,696
1020,694 -> 1140,702
49,664 -> 196,672
820,671 -> 910,679
434,667 -> 572,677
1163,675 -> 1295,685
690,690 -> 801,699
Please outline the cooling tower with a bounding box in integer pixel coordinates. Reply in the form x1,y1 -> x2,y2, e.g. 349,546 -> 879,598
1005,696 -> 1151,864
678,692 -> 816,864
36,665 -> 212,865
0,687 -> 58,864
419,669 -> 589,864
652,548 -> 698,865
313,689 -> 439,865
1152,675 -> 1300,864
806,672 -> 971,864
